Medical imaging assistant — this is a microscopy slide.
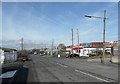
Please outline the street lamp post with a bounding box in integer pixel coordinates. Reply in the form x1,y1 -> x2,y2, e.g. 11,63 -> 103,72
85,10 -> 107,64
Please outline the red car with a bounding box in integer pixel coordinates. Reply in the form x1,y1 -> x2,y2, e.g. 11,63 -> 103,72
17,56 -> 32,62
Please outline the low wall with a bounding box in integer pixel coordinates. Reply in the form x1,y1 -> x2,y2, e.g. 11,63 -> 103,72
112,56 -> 120,63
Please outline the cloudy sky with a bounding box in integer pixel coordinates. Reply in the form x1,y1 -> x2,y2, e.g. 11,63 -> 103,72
2,2 -> 118,48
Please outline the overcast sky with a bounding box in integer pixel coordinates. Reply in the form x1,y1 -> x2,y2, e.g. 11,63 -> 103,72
2,2 -> 118,47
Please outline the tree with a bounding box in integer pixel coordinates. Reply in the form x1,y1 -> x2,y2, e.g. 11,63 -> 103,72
57,43 -> 66,51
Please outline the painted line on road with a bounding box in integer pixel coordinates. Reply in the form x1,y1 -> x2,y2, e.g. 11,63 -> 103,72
87,60 -> 93,61
57,63 -> 68,68
75,69 -> 110,82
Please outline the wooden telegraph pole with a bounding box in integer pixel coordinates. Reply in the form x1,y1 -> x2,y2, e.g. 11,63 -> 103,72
102,10 -> 107,64
77,29 -> 80,45
21,38 -> 23,50
71,29 -> 74,54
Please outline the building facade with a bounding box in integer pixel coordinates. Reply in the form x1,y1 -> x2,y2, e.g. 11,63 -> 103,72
66,42 -> 116,57
0,48 -> 18,64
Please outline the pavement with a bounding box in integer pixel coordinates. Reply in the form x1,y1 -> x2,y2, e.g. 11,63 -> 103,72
28,54 -> 119,82
1,54 -> 119,83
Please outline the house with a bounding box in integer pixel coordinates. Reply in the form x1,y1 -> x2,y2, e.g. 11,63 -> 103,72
0,49 -> 4,64
46,49 -> 58,56
0,47 -> 18,64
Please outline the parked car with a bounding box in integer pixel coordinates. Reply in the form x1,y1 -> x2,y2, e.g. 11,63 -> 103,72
17,56 -> 32,62
66,53 -> 79,58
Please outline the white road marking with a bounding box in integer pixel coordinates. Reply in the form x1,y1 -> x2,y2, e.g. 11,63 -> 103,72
87,60 -> 93,61
57,63 -> 68,68
75,69 -> 110,82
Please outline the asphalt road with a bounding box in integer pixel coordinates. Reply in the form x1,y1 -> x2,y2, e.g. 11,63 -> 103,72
26,54 -> 118,82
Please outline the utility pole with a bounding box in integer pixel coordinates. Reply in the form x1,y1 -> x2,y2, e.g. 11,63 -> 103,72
85,10 -> 107,64
71,29 -> 74,54
102,10 -> 106,63
21,38 -> 23,50
51,39 -> 54,55
77,29 -> 80,45
77,29 -> 80,55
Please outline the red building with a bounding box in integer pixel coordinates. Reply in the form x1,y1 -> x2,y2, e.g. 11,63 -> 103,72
90,42 -> 103,47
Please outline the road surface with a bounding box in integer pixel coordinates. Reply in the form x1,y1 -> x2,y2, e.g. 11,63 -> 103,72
26,54 -> 118,82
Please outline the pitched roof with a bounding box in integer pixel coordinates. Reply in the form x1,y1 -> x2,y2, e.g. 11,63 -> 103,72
0,47 -> 17,52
